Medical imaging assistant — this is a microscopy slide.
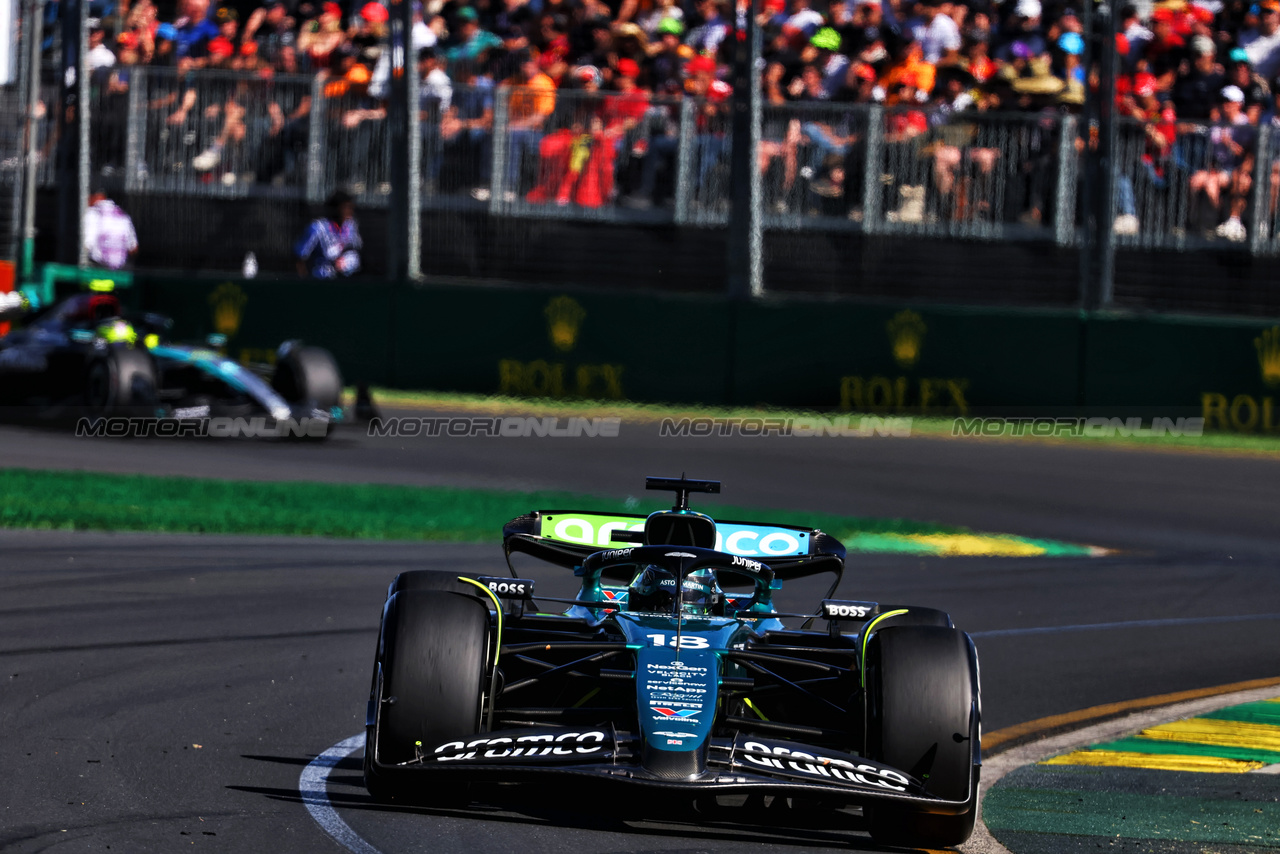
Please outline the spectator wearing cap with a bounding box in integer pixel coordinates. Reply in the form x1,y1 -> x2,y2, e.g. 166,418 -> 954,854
683,53 -> 733,198
637,0 -> 684,38
649,17 -> 689,92
214,5 -> 240,49
1143,4 -> 1187,75
806,27 -> 850,98
349,2 -> 389,69
88,25 -> 117,71
1173,33 -> 1225,119
299,2 -> 347,70
444,6 -> 505,69
909,0 -> 962,66
1056,30 -> 1085,85
1225,48 -> 1271,118
993,0 -> 1047,64
1240,0 -> 1280,80
603,57 -> 649,132
1188,84 -> 1257,240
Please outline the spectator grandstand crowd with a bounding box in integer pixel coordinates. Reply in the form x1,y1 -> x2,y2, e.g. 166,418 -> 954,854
74,0 -> 1280,237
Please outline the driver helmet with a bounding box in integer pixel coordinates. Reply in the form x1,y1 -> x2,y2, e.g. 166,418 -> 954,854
626,566 -> 723,616
679,568 -> 723,616
96,318 -> 137,346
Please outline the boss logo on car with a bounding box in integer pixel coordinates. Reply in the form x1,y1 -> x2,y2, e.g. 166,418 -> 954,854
821,600 -> 878,620
433,730 -> 607,761
476,577 -> 536,599
740,741 -> 910,791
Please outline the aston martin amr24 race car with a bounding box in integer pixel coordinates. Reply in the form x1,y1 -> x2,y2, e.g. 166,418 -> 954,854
0,288 -> 343,432
364,476 -> 982,848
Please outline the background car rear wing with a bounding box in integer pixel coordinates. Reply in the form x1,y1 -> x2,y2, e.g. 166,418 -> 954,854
502,511 -> 845,583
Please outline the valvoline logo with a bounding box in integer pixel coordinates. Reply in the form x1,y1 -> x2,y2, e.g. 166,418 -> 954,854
652,708 -> 699,718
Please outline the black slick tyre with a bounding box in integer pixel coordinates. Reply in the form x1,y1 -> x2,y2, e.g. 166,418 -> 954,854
863,625 -> 980,849
85,346 -> 158,415
272,345 -> 342,410
364,589 -> 490,804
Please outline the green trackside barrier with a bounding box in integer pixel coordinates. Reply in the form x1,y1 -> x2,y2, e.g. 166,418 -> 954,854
1082,312 -> 1280,433
139,275 -> 396,384
732,300 -> 1083,414
23,263 -> 135,309
390,286 -> 733,404
134,273 -> 1280,430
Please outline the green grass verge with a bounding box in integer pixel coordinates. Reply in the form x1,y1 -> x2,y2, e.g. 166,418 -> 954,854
0,467 -> 1000,545
359,387 -> 1280,456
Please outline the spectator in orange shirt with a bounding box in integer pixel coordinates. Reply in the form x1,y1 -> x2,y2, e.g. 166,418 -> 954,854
504,52 -> 557,194
880,34 -> 936,106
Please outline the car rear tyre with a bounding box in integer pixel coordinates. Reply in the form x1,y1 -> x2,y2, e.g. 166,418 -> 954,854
364,589 -> 491,804
85,346 -> 157,415
863,625 -> 980,849
272,345 -> 342,411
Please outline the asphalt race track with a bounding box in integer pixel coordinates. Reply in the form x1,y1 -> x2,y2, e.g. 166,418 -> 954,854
2,415 -> 1280,852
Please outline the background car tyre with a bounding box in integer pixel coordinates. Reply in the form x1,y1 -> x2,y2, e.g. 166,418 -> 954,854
272,345 -> 343,410
84,346 -> 158,415
863,625 -> 980,849
364,589 -> 491,804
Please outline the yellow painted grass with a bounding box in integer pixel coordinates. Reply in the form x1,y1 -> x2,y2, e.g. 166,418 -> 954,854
1042,750 -> 1265,773
1137,718 -> 1280,752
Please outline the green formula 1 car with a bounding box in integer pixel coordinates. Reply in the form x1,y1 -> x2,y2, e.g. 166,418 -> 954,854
364,476 -> 981,848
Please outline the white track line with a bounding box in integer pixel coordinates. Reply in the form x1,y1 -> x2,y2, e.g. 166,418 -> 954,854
300,734 -> 384,854
305,686 -> 1280,854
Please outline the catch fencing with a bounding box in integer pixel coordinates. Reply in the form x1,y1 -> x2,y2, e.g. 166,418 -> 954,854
24,66 -> 1280,283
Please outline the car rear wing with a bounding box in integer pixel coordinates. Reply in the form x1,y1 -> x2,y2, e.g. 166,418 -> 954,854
502,511 -> 845,583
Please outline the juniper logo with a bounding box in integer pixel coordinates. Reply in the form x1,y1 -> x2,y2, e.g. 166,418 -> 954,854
1255,326 -> 1280,387
545,295 -> 586,352
886,310 -> 926,368
209,282 -> 247,338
